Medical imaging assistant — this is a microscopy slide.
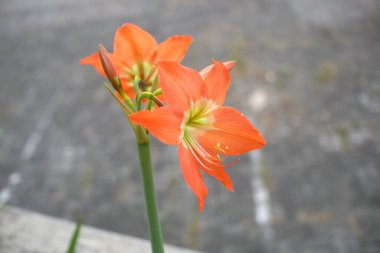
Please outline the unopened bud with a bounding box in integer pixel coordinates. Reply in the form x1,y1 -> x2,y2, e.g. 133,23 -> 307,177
99,44 -> 121,91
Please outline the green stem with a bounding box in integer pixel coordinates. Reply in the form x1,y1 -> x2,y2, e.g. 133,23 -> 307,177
137,142 -> 165,253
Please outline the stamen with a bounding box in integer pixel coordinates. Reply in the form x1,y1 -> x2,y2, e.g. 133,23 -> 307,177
214,143 -> 240,168
180,98 -> 240,172
215,142 -> 226,154
183,130 -> 221,171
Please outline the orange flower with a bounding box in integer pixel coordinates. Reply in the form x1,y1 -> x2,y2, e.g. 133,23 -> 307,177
80,23 -> 192,98
129,60 -> 266,211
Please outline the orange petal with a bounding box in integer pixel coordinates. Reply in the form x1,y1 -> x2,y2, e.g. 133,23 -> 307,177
157,61 -> 206,109
193,137 -> 234,191
202,166 -> 234,192
199,60 -> 236,78
80,53 -> 106,77
178,144 -> 208,211
129,106 -> 183,145
113,24 -> 157,63
120,81 -> 135,98
101,53 -> 127,78
154,35 -> 193,62
204,60 -> 231,105
200,106 -> 266,156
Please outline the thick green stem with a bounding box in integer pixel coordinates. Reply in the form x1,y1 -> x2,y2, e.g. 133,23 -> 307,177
137,142 -> 165,253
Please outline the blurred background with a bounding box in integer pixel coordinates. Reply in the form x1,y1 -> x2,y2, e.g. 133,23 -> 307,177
1,0 -> 380,252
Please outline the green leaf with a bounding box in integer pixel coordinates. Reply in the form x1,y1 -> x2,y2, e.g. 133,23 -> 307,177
66,217 -> 83,253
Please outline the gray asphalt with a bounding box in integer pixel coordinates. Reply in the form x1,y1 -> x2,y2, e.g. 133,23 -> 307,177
0,0 -> 379,252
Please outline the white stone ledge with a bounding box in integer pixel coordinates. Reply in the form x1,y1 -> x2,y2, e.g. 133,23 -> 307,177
0,206 -> 204,253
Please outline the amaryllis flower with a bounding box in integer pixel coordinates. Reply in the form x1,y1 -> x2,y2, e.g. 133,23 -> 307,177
80,23 -> 192,97
129,60 -> 266,211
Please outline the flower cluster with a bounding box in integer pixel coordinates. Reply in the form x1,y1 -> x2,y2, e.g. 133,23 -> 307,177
81,23 -> 266,211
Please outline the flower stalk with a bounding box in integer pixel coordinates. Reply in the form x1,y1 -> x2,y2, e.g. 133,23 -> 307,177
99,43 -> 163,251
137,142 -> 165,253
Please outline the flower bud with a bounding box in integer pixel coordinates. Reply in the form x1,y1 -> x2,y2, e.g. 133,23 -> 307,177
98,44 -> 121,91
